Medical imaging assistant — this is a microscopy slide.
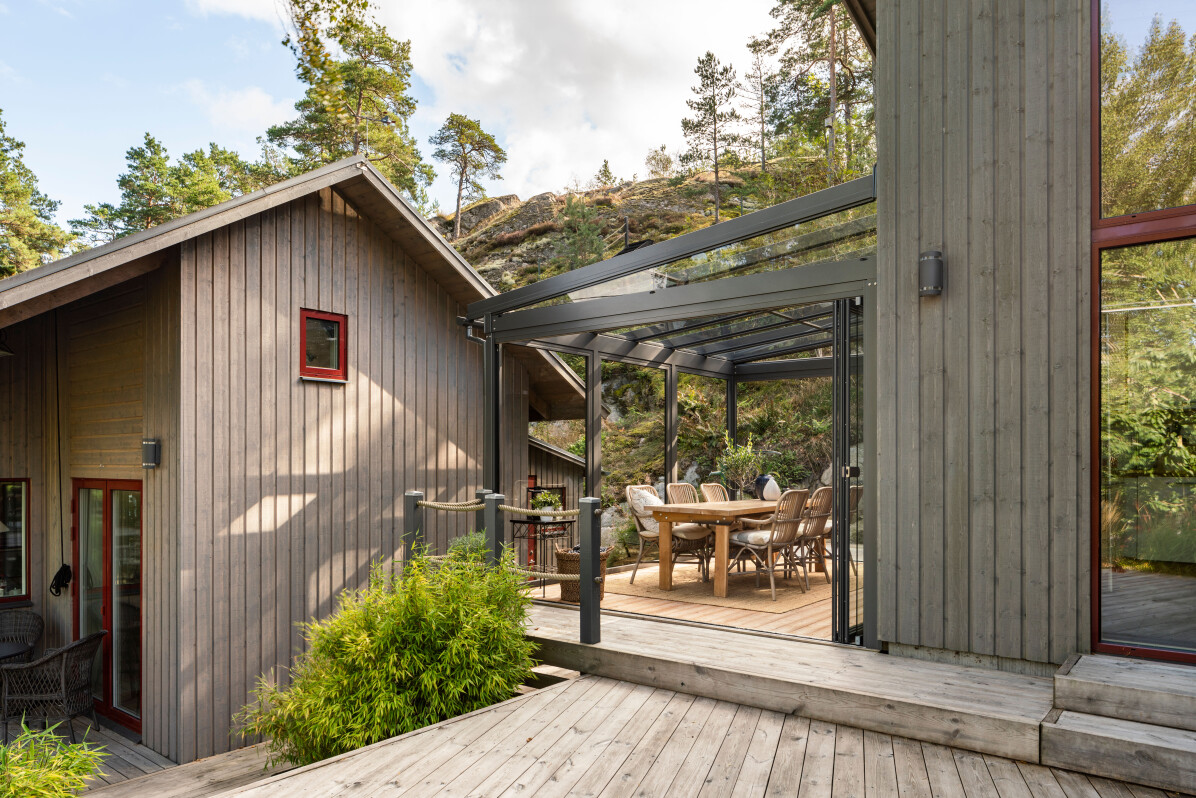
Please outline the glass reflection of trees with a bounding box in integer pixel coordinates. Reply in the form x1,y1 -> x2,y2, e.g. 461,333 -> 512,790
1101,237 -> 1196,569
1101,12 -> 1196,218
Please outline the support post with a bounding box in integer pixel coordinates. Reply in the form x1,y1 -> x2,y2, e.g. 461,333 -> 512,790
726,377 -> 738,498
482,319 -> 501,493
483,493 -> 505,567
403,491 -> 424,559
665,365 -> 679,484
579,496 -> 602,644
586,349 -> 603,501
475,488 -> 491,534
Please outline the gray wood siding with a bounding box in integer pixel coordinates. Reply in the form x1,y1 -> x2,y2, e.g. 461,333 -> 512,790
875,0 -> 1091,664
528,444 -> 585,510
175,187 -> 531,763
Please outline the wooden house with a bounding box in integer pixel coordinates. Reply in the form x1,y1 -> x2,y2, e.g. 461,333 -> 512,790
0,157 -> 584,763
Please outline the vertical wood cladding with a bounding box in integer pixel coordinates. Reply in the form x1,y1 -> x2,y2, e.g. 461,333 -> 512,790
875,0 -> 1091,664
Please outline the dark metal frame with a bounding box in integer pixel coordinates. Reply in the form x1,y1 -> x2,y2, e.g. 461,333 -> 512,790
1089,0 -> 1196,664
0,479 -> 31,605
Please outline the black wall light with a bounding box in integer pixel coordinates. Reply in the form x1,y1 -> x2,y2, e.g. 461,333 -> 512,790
142,438 -> 161,469
919,250 -> 944,296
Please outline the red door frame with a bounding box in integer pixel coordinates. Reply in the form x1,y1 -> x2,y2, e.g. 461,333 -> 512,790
1089,0 -> 1196,664
71,478 -> 142,732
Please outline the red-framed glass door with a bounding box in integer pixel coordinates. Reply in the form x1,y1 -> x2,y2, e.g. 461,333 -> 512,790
72,479 -> 142,731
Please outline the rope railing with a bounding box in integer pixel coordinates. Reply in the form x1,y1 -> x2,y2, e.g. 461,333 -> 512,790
497,505 -> 580,518
422,553 -> 583,582
415,499 -> 484,512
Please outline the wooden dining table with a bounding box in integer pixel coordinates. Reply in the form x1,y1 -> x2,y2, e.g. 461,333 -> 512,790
650,499 -> 776,598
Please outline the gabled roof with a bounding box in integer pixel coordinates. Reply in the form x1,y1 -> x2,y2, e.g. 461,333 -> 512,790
528,437 -> 585,469
0,156 -> 585,418
844,0 -> 875,54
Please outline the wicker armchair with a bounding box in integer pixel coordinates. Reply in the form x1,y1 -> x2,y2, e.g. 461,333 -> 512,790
728,489 -> 809,600
1,631 -> 106,743
665,482 -> 700,504
0,610 -> 43,664
625,485 -> 712,584
795,486 -> 835,589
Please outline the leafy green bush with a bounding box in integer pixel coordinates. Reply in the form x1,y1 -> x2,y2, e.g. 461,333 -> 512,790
448,531 -> 488,558
0,723 -> 105,798
717,432 -> 762,495
237,548 -> 537,767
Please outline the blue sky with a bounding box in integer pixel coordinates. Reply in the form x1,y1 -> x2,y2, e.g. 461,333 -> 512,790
0,0 -> 778,225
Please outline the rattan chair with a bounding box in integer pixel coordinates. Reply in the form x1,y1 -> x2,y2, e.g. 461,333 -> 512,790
728,489 -> 810,600
700,483 -> 730,502
1,631 -> 106,743
625,485 -> 712,584
666,482 -> 700,504
795,486 -> 834,589
0,610 -> 43,664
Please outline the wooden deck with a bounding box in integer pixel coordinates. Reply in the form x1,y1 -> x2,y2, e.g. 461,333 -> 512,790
212,674 -> 1192,798
535,561 -> 837,638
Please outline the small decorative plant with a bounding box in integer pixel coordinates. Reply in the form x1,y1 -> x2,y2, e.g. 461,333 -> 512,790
530,490 -> 561,520
0,723 -> 106,798
716,431 -> 762,498
236,546 -> 536,767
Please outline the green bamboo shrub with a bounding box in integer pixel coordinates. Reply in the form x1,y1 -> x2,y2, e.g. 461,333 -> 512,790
0,723 -> 105,798
237,547 -> 536,767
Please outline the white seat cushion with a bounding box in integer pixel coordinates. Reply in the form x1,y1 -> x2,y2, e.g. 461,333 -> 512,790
731,529 -> 774,546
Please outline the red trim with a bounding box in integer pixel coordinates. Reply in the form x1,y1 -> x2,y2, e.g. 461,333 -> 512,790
1090,0 -> 1196,664
299,308 -> 348,382
0,478 -> 32,605
71,479 -> 143,732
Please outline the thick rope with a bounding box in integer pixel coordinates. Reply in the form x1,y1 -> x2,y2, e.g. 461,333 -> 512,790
416,500 -> 484,512
498,505 -> 581,518
420,554 -> 585,581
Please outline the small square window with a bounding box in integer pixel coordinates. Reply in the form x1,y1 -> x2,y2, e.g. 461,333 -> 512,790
300,308 -> 348,382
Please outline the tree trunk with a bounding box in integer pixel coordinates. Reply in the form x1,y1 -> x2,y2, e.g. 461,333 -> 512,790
454,162 -> 466,241
713,97 -> 721,224
827,4 -> 838,184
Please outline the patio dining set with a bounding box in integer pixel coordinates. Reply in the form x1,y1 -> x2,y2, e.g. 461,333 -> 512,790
625,482 -> 861,601
0,609 -> 106,743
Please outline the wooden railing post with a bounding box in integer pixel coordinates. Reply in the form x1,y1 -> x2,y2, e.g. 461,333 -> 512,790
475,488 -> 492,534
579,497 -> 602,644
484,493 -> 505,566
403,491 -> 424,560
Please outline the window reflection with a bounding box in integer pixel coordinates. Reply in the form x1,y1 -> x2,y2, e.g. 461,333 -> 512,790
305,317 -> 340,370
1100,3 -> 1196,218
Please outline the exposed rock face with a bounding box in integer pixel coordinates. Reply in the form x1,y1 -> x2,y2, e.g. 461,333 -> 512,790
455,194 -> 521,236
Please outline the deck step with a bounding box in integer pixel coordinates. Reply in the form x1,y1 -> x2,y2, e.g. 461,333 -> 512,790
526,604 -> 1054,763
1042,710 -> 1196,794
1055,654 -> 1196,731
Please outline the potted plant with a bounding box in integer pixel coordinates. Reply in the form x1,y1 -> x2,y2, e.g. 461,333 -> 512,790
530,490 -> 561,522
716,432 -> 762,499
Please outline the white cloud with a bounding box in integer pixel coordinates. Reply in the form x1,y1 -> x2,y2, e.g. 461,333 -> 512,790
0,60 -> 21,85
181,80 -> 295,137
377,0 -> 778,209
185,0 -> 283,27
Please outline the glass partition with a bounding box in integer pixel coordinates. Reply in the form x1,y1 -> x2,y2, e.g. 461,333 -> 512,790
1100,236 -> 1196,654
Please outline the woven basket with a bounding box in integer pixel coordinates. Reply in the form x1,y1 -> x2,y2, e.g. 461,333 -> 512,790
554,549 -> 607,603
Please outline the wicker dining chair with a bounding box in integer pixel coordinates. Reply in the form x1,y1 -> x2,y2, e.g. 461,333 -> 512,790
795,486 -> 835,589
665,482 -> 700,504
625,485 -> 713,584
727,489 -> 810,600
700,483 -> 730,502
0,610 -> 43,664
1,631 -> 106,743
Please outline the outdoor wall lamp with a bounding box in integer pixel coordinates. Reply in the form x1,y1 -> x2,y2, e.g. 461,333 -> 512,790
142,438 -> 161,469
919,250 -> 944,297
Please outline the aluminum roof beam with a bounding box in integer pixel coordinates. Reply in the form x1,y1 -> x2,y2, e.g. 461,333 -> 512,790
730,335 -> 834,363
686,311 -> 833,356
522,333 -> 733,378
465,174 -> 876,320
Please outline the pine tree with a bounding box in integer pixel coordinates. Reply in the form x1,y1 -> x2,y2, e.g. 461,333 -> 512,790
681,51 -> 740,223
740,49 -> 775,172
558,195 -> 605,270
0,109 -> 72,276
644,145 -> 674,180
429,114 -> 507,241
593,159 -> 617,188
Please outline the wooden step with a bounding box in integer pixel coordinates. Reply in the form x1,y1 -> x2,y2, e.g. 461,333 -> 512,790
525,603 -> 1054,762
1055,654 -> 1196,731
1041,710 -> 1196,794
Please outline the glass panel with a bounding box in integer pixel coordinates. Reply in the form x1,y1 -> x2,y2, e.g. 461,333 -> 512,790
536,203 -> 876,310
0,482 -> 26,598
1100,237 -> 1196,654
1100,3 -> 1196,218
78,487 -> 105,700
304,316 -> 340,370
846,301 -> 865,639
111,489 -> 141,717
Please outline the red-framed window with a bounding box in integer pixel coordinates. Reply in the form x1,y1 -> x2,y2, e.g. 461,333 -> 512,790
1092,1 -> 1196,663
0,479 -> 31,604
299,308 -> 348,382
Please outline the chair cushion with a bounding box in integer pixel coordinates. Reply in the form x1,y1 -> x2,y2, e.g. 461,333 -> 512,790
731,529 -> 774,546
627,488 -> 662,534
671,522 -> 713,540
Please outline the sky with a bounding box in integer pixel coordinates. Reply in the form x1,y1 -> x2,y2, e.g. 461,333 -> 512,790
0,0 -> 778,225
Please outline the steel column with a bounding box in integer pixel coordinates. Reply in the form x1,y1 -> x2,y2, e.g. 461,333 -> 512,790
483,493 -> 505,567
585,349 -> 603,501
482,317 -> 501,493
403,491 -> 424,560
665,365 -> 679,483
579,496 -> 602,644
